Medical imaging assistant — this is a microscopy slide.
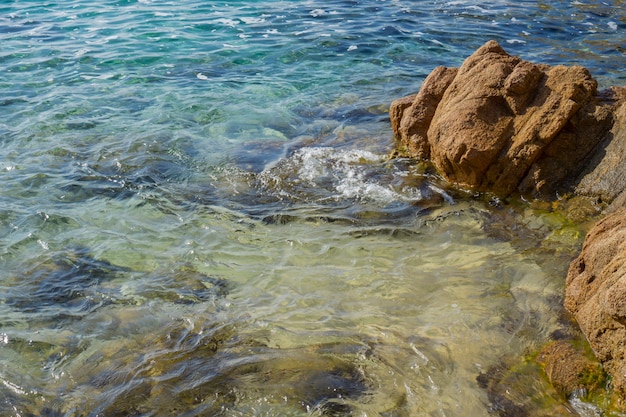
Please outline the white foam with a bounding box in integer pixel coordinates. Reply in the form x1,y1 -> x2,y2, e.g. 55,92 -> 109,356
335,175 -> 400,203
80,73 -> 115,80
85,35 -> 119,45
74,48 -> 89,58
241,17 -> 266,24
569,394 -> 603,417
214,18 -> 239,27
263,147 -> 426,204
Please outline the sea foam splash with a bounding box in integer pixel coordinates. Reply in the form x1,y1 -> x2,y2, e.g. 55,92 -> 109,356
257,147 -> 431,206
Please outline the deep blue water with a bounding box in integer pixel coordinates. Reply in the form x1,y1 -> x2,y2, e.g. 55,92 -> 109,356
0,1 -> 624,416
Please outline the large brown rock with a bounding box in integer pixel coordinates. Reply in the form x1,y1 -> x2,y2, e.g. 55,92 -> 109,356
565,208 -> 626,397
390,40 -> 619,198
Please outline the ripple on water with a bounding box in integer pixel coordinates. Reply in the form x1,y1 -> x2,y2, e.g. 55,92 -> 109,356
0,0 -> 620,415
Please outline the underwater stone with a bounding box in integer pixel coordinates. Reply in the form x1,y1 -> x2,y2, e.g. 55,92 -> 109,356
537,340 -> 605,397
6,247 -> 127,318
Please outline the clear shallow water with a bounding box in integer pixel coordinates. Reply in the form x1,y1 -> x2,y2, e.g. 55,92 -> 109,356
0,1 -> 625,416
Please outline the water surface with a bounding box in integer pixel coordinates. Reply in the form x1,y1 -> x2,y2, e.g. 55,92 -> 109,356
1,1 -> 625,415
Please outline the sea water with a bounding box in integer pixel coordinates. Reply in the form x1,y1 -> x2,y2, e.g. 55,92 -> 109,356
0,1 -> 625,416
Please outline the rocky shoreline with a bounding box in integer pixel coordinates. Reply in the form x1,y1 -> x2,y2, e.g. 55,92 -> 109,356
390,40 -> 626,410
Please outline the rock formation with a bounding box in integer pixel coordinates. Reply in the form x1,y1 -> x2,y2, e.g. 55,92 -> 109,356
565,208 -> 626,397
391,40 -> 626,406
576,91 -> 626,210
390,40 -> 622,199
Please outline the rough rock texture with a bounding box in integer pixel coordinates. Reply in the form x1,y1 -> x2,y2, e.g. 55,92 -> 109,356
390,40 -> 619,198
576,92 -> 626,210
565,208 -> 626,397
390,66 -> 458,159
537,341 -> 605,396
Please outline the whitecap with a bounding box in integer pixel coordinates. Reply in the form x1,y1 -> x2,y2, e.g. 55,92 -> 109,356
310,9 -> 326,17
466,5 -> 489,13
214,18 -> 240,27
0,377 -> 27,396
241,17 -> 266,24
335,175 -> 401,203
347,45 -> 358,51
81,73 -> 116,80
85,34 -> 119,45
74,48 -> 89,58
261,147 -> 425,204
196,73 -> 209,80
608,21 -> 618,31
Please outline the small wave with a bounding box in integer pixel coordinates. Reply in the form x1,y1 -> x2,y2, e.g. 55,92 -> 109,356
257,147 -> 433,207
310,9 -> 327,17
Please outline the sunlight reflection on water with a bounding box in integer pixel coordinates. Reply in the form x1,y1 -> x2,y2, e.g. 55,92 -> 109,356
0,0 -> 622,414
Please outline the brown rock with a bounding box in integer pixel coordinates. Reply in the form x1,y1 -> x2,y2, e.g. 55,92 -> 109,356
390,66 -> 458,159
391,40 -> 619,198
565,208 -> 626,396
537,341 -> 605,397
576,89 -> 626,210
518,91 -> 616,197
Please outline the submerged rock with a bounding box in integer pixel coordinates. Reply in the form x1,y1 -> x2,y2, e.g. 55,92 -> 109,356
537,340 -> 606,398
476,357 -> 574,417
390,40 -> 623,200
5,247 -> 127,319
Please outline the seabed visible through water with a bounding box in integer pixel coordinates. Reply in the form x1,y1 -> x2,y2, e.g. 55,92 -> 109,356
0,1 -> 624,415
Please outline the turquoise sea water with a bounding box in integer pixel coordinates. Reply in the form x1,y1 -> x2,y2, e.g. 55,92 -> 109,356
1,1 -> 625,416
